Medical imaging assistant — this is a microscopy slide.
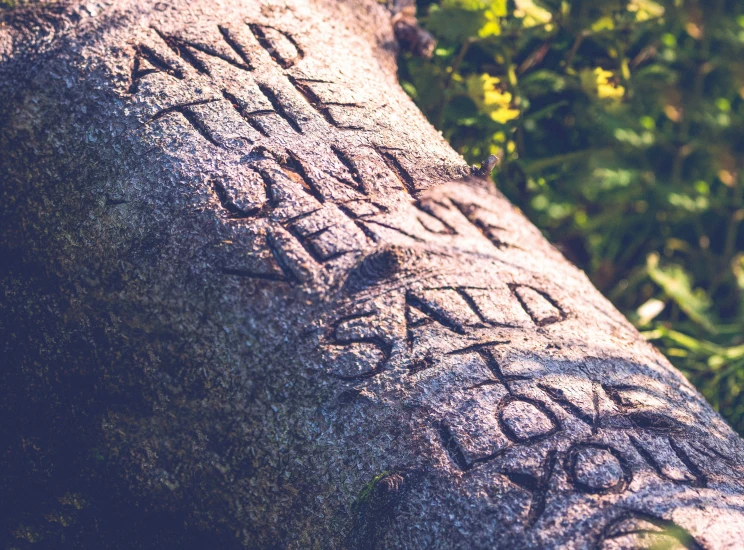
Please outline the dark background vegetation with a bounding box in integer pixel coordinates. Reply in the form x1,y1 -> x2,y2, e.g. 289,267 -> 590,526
400,0 -> 744,435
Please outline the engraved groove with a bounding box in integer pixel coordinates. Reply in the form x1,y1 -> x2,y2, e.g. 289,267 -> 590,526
376,147 -> 416,196
628,434 -> 708,487
175,109 -> 223,148
221,90 -> 270,137
150,100 -> 223,148
528,451 -> 557,527
212,179 -> 262,218
291,77 -> 334,83
281,151 -> 325,203
603,384 -> 690,433
449,345 -> 524,389
450,286 -> 522,329
415,200 -> 457,235
503,450 -> 557,527
129,43 -> 184,94
509,284 -> 566,327
265,231 -> 303,284
628,435 -> 666,479
328,312 -> 392,380
690,440 -> 736,464
248,23 -> 304,68
601,384 -> 669,411
257,84 -> 304,134
564,443 -> 631,495
335,210 -> 380,244
454,287 -> 490,325
450,199 -> 518,250
217,25 -> 255,70
437,421 -> 471,471
478,348 -> 512,388
497,396 -> 560,444
668,437 -> 707,488
538,383 -> 596,427
363,220 -> 426,242
254,167 -> 281,208
466,380 -> 500,391
286,225 -> 346,263
627,410 -> 686,433
152,27 -> 209,74
153,26 -> 251,74
287,76 -> 364,130
592,383 -> 600,432
351,219 -> 380,243
447,341 -> 512,355
149,98 -> 219,121
220,266 -> 288,282
405,290 -> 467,335
330,145 -> 366,193
283,207 -> 324,225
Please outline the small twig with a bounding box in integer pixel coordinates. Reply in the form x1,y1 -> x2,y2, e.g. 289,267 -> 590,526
471,155 -> 500,178
445,37 -> 476,88
563,30 -> 589,70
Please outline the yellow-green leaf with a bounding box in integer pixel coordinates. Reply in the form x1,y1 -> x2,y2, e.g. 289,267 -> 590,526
514,0 -> 552,27
580,67 -> 625,101
466,74 -> 521,123
646,254 -> 716,333
628,0 -> 664,21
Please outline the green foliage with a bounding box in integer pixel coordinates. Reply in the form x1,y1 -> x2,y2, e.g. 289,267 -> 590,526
401,0 -> 744,433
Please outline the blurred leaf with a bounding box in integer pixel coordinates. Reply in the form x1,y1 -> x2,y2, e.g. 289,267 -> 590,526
429,0 -> 506,41
580,67 -> 625,101
637,298 -> 666,325
647,253 -> 716,333
427,6 -> 487,41
442,0 -> 504,12
466,74 -> 521,123
520,70 -> 568,95
591,16 -> 615,32
734,254 -> 744,290
514,0 -> 553,27
479,11 -> 502,37
627,0 -> 664,22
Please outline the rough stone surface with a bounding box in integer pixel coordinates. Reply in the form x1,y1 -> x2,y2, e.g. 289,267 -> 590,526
2,0 -> 744,548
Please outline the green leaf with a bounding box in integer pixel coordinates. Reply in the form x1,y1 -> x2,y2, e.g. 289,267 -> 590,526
427,7 -> 488,41
442,0 -> 505,13
646,254 -> 716,333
